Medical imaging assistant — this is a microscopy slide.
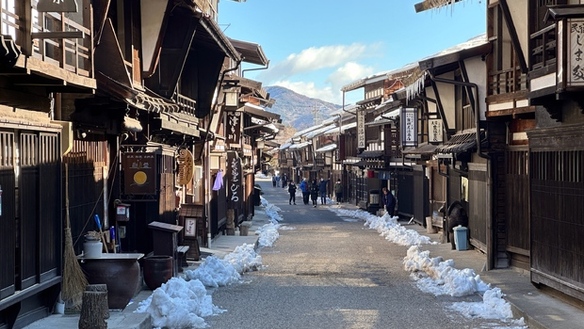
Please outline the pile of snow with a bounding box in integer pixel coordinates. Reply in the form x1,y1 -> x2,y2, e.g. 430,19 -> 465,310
135,278 -> 225,329
404,245 -> 490,297
329,208 -> 435,246
328,206 -> 526,328
136,197 -> 285,328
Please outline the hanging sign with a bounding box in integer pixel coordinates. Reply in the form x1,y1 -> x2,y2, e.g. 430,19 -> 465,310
177,149 -> 194,185
357,107 -> 366,149
400,107 -> 418,147
122,152 -> 157,195
226,112 -> 241,145
226,151 -> 242,208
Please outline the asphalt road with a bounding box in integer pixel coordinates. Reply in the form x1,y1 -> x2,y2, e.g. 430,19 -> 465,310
207,179 -> 517,329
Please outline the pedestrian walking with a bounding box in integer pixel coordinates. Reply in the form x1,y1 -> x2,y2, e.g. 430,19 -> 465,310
275,174 -> 280,187
334,179 -> 343,204
281,174 -> 287,189
272,175 -> 277,187
382,187 -> 396,216
299,178 -> 310,205
310,179 -> 319,207
318,178 -> 329,205
288,181 -> 297,205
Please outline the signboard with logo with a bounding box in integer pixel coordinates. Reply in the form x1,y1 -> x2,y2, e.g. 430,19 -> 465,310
122,152 -> 157,195
177,148 -> 194,185
400,107 -> 418,147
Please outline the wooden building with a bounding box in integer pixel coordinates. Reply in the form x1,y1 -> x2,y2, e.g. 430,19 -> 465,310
0,0 -> 96,327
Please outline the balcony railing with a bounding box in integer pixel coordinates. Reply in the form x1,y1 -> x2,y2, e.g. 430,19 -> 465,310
488,66 -> 528,96
531,24 -> 557,72
32,11 -> 92,78
1,1 -> 93,79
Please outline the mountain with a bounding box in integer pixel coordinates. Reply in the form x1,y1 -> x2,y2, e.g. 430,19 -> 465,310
265,86 -> 341,131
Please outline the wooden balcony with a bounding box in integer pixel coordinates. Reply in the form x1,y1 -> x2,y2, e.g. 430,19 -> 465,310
530,24 -> 557,74
1,1 -> 94,90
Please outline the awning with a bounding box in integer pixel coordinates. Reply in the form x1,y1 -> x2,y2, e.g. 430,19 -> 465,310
436,131 -> 477,154
279,142 -> 292,150
315,143 -> 337,153
357,150 -> 385,159
237,103 -> 281,122
289,141 -> 311,150
229,38 -> 268,66
403,142 -> 438,159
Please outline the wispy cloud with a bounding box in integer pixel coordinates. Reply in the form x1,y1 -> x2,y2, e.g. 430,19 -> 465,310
259,44 -> 381,104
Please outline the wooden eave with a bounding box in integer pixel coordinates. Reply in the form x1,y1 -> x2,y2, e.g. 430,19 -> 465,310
544,4 -> 584,21
229,38 -> 268,66
414,0 -> 462,13
12,55 -> 96,91
419,42 -> 492,71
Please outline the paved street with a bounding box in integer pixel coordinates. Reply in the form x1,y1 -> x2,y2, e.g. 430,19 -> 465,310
206,180 -> 518,329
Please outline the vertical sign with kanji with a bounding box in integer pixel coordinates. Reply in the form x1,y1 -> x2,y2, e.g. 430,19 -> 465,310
428,119 -> 443,143
569,18 -> 584,86
226,151 -> 242,208
226,112 -> 241,144
357,107 -> 366,149
400,108 -> 418,147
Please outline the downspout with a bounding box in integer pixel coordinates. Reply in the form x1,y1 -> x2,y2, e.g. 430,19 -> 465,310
242,60 -> 270,77
204,60 -> 241,248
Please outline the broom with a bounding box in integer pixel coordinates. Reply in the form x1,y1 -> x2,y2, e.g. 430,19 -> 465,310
61,163 -> 88,310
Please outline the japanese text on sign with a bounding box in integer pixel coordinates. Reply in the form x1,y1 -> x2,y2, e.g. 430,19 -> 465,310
569,19 -> 584,85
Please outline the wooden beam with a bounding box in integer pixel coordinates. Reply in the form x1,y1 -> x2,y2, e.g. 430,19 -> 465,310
32,31 -> 85,39
499,0 -> 528,73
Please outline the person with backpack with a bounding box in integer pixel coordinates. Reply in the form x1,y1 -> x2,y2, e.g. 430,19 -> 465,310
288,181 -> 297,205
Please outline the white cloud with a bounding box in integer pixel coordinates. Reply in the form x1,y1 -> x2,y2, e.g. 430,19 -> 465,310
259,43 -> 380,82
258,43 -> 382,104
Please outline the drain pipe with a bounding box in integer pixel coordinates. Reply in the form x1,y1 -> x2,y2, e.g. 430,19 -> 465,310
242,60 -> 270,78
428,72 -> 489,160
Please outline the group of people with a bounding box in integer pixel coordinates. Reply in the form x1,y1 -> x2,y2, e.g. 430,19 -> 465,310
285,178 -> 343,207
278,175 -> 396,215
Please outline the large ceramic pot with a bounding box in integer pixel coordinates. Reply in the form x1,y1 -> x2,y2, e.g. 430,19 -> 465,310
79,253 -> 143,310
143,255 -> 173,290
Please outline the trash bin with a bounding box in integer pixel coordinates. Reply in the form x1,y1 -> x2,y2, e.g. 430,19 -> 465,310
453,225 -> 468,251
253,185 -> 262,206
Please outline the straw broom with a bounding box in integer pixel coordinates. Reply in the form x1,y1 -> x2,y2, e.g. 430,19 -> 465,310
61,163 -> 88,310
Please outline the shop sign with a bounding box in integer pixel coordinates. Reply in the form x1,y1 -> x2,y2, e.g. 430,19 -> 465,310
400,107 -> 418,147
226,151 -> 242,207
357,108 -> 366,149
226,112 -> 241,144
429,119 -> 443,143
122,152 -> 156,195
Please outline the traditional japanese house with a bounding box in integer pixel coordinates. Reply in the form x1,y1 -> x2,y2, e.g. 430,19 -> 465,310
0,0 -> 96,327
403,35 -> 491,243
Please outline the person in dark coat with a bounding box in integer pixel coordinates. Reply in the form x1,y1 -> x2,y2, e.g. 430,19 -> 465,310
310,179 -> 319,207
334,179 -> 343,204
445,200 -> 469,250
281,174 -> 287,189
382,187 -> 396,216
299,178 -> 310,205
318,178 -> 329,205
288,181 -> 297,205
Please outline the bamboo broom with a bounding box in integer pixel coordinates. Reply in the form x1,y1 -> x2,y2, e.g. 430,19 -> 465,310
61,163 -> 88,310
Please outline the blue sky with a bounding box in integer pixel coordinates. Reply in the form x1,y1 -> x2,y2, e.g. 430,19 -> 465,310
218,0 -> 486,105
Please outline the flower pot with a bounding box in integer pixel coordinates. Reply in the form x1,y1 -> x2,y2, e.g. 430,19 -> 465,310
143,255 -> 173,290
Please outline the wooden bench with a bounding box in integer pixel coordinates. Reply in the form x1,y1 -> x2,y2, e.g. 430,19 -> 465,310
177,245 -> 190,270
